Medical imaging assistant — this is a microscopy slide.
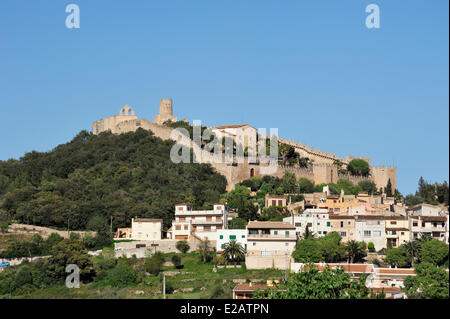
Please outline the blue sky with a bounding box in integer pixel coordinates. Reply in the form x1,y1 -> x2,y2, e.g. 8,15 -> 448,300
0,0 -> 448,195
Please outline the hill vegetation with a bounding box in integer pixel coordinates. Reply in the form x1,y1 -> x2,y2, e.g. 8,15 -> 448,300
0,128 -> 227,231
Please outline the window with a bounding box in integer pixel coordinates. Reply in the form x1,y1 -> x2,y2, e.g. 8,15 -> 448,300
373,231 -> 381,237
340,221 -> 344,227
179,217 -> 185,222
278,200 -> 283,206
364,230 -> 371,237
413,222 -> 418,227
242,235 -> 245,238
230,235 -> 236,240
219,235 -> 223,239
285,231 -> 289,237
339,232 -> 347,237
323,231 -> 327,235
175,225 -> 181,230
221,244 -> 225,249
274,231 -> 278,235
317,223 -> 320,226
390,221 -> 397,225
318,231 -> 322,234
272,200 -> 276,206
183,225 -> 188,230
327,222 -> 331,227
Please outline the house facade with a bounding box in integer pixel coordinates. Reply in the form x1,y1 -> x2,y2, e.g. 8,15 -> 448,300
216,229 -> 247,253
384,216 -> 410,248
329,215 -> 356,242
245,221 -> 296,270
130,218 -> 163,240
355,216 -> 386,251
172,203 -> 229,241
283,208 -> 330,238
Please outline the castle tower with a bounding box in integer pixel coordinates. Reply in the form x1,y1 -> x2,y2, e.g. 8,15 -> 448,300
153,98 -> 178,125
159,99 -> 173,116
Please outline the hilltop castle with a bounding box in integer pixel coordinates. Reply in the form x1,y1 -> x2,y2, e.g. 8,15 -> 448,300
92,100 -> 396,191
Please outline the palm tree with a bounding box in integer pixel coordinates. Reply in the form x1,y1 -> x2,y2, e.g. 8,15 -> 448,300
346,240 -> 364,264
222,240 -> 246,265
402,241 -> 420,267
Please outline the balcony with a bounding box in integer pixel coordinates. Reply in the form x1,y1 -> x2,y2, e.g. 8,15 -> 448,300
386,231 -> 398,239
191,220 -> 223,225
248,234 -> 296,241
175,210 -> 224,216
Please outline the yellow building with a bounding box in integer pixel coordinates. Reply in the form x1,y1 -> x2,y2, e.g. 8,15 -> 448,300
384,216 -> 410,247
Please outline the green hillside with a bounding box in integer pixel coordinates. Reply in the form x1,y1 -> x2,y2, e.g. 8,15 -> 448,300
0,128 -> 227,231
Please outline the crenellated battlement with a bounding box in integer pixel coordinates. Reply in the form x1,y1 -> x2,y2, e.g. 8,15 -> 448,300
92,101 -> 397,191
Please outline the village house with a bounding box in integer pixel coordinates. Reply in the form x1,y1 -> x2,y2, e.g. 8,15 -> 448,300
171,203 -> 229,241
130,218 -> 163,240
216,229 -> 247,253
265,194 -> 287,208
408,204 -> 448,242
245,221 -> 296,270
384,216 -> 410,248
232,278 -> 283,299
283,208 -> 331,238
355,215 -> 386,251
211,124 -> 258,158
329,215 -> 356,242
290,263 -> 418,299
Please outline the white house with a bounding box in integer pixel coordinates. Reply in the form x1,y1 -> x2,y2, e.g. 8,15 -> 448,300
245,221 -> 296,270
130,218 -> 163,240
216,229 -> 247,253
355,216 -> 386,251
283,208 -> 331,238
172,203 -> 229,241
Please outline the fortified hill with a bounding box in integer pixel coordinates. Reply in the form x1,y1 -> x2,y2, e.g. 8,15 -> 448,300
92,100 -> 396,191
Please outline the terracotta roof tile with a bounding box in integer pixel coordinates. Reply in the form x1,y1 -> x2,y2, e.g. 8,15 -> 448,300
247,221 -> 296,230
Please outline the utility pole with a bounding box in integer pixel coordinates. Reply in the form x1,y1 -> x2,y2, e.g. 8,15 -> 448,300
284,252 -> 289,282
162,274 -> 166,299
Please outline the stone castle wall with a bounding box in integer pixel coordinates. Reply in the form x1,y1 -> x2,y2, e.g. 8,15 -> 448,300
92,108 -> 396,191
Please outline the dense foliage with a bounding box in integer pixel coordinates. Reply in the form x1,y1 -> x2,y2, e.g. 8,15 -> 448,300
403,262 -> 449,299
347,159 -> 370,176
254,264 -> 369,299
404,177 -> 449,207
292,233 -> 366,264
0,129 -> 227,231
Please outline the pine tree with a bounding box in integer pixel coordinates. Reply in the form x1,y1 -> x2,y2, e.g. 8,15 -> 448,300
385,179 -> 393,197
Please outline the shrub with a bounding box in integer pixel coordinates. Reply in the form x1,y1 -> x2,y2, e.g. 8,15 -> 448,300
144,252 -> 165,275
171,254 -> 183,269
176,240 -> 190,254
368,242 -> 375,252
105,259 -> 137,288
213,255 -> 227,266
372,258 -> 381,266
